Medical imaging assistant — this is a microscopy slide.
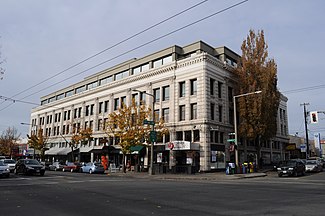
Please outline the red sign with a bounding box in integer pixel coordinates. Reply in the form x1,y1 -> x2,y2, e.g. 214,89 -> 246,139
168,142 -> 174,150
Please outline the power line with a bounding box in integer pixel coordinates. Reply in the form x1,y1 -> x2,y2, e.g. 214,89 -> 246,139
0,0 -> 249,113
282,84 -> 325,94
0,95 -> 61,109
1,0 -> 249,112
0,0 -> 208,106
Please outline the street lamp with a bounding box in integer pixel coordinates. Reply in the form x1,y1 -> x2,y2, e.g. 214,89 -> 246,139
233,90 -> 262,172
133,89 -> 155,175
21,122 -> 37,159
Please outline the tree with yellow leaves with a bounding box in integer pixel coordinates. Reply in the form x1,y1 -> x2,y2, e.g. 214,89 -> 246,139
70,126 -> 93,162
105,99 -> 168,173
27,129 -> 48,160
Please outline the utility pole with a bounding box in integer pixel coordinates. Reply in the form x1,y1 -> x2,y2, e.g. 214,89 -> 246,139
300,103 -> 310,159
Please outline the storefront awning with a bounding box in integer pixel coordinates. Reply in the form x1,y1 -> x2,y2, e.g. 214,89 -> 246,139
45,147 -> 71,155
130,145 -> 145,154
79,145 -> 94,153
57,148 -> 72,155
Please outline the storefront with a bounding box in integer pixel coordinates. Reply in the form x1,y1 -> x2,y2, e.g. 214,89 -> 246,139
165,141 -> 200,174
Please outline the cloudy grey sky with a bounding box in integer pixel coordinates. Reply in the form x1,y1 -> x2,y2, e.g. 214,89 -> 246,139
0,0 -> 324,139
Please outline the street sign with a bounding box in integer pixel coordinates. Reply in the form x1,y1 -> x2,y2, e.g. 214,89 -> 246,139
143,119 -> 155,125
227,139 -> 236,142
150,131 -> 157,142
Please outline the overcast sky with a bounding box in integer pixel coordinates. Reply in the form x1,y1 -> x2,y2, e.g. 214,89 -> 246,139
0,0 -> 324,140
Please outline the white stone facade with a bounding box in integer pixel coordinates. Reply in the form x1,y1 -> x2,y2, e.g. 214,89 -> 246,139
29,41 -> 289,172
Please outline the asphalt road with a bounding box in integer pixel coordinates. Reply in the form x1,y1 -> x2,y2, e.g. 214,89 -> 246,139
1,170 -> 325,216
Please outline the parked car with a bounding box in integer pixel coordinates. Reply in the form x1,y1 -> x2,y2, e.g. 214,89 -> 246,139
305,160 -> 323,172
62,162 -> 82,172
49,161 -> 65,171
0,160 -> 10,178
308,157 -> 324,168
277,160 -> 305,177
80,162 -> 105,174
0,159 -> 16,172
14,159 -> 45,176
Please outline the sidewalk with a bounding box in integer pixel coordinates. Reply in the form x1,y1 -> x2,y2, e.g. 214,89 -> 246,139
105,170 -> 267,181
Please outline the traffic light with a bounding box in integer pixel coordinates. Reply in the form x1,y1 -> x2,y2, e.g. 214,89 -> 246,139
310,111 -> 318,124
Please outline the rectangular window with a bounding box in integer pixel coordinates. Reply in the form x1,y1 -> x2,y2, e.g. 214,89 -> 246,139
193,130 -> 200,142
99,76 -> 113,85
154,110 -> 160,123
90,104 -> 94,115
104,100 -> 109,112
56,93 -> 64,100
132,63 -> 149,75
49,97 -> 56,103
121,96 -> 127,107
132,94 -> 138,106
179,105 -> 185,121
115,70 -> 129,81
87,81 -> 98,90
191,103 -> 197,120
190,79 -> 197,95
162,108 -> 169,123
185,131 -> 191,142
97,119 -> 102,131
154,88 -> 160,103
140,91 -> 146,104
220,132 -> 224,143
229,108 -> 234,125
78,107 -> 82,118
218,81 -> 222,98
64,111 -> 67,121
210,78 -> 215,95
85,105 -> 90,116
114,98 -> 120,110
162,86 -> 170,101
214,131 -> 219,143
179,81 -> 185,97
75,86 -> 86,94
62,125 -> 66,135
153,55 -> 172,68
67,110 -> 71,120
176,131 -> 183,140
89,121 -> 93,130
133,66 -> 141,75
103,118 -> 108,130
228,86 -> 233,101
65,90 -> 74,97
219,105 -> 222,122
211,104 -> 215,120
98,102 -> 103,114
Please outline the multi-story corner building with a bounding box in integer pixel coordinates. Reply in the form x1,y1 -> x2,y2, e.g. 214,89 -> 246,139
29,41 -> 289,173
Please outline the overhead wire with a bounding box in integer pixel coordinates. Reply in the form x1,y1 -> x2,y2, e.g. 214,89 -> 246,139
0,0 -> 249,113
0,0 -> 208,107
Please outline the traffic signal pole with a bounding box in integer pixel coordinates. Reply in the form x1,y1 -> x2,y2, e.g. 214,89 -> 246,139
301,103 -> 310,159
